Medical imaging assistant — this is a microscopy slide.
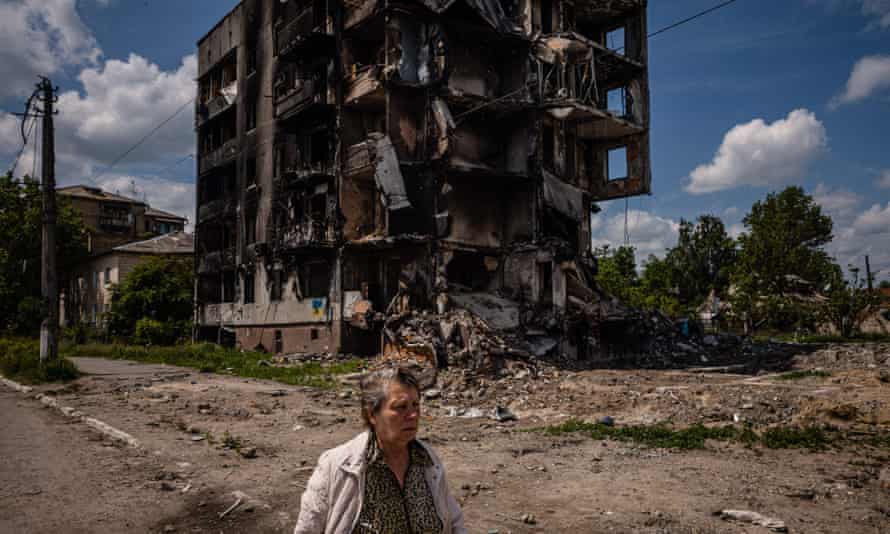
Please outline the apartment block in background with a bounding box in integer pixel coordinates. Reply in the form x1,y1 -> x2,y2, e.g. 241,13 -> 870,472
194,0 -> 650,356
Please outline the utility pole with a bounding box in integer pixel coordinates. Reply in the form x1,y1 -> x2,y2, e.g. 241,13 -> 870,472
38,77 -> 58,363
865,255 -> 873,292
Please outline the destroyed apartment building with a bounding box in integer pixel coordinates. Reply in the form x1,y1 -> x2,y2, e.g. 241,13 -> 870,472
194,0 -> 651,362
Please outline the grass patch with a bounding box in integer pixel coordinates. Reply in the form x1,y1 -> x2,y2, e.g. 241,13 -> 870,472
541,419 -> 830,450
60,342 -> 365,389
774,369 -> 831,381
752,333 -> 890,344
0,337 -> 80,384
221,431 -> 242,451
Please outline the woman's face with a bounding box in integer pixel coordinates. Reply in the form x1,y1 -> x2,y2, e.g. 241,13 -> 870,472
370,381 -> 420,449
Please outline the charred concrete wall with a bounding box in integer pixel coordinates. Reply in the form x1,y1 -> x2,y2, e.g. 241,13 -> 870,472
195,0 -> 651,355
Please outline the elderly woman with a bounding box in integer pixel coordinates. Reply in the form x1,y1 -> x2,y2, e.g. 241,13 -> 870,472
294,367 -> 466,534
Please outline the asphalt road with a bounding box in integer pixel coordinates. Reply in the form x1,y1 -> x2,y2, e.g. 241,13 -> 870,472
0,387 -> 176,533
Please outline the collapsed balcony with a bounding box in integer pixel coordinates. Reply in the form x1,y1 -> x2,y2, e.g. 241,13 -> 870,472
344,65 -> 385,110
197,51 -> 237,128
535,32 -> 645,139
197,198 -> 237,224
272,174 -> 339,252
198,248 -> 237,275
274,0 -> 335,60
276,128 -> 335,185
197,165 -> 237,224
273,60 -> 335,121
197,220 -> 237,275
198,108 -> 238,175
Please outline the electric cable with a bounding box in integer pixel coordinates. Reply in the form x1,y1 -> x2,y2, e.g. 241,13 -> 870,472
87,96 -> 195,184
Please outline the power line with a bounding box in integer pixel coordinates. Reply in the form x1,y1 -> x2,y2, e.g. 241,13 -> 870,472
156,153 -> 195,179
613,0 -> 741,53
88,96 -> 195,184
648,0 -> 740,41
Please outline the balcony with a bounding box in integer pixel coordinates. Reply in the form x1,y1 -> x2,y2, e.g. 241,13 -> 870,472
282,161 -> 335,188
198,248 -> 236,275
274,78 -> 331,121
199,138 -> 238,175
275,6 -> 334,61
343,140 -> 374,178
197,198 -> 237,224
98,216 -> 131,233
279,220 -> 337,250
196,81 -> 238,128
344,66 -> 384,110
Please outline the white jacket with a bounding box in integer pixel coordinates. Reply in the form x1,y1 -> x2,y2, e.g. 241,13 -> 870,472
294,431 -> 467,534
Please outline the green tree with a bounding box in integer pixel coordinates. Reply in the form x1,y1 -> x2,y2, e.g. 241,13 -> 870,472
731,186 -> 838,330
0,174 -> 89,334
734,186 -> 835,295
658,215 -> 737,309
638,255 -> 682,316
823,267 -> 881,338
106,255 -> 194,344
594,245 -> 639,304
879,280 -> 890,290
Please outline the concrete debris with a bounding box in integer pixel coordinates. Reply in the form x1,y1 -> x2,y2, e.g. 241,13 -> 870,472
491,406 -> 517,422
718,510 -> 788,532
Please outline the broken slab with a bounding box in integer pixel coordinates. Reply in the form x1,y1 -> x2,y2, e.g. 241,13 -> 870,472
543,170 -> 585,221
450,292 -> 520,330
369,133 -> 411,211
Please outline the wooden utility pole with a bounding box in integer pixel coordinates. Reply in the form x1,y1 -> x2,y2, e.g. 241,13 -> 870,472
865,255 -> 873,292
38,77 -> 58,363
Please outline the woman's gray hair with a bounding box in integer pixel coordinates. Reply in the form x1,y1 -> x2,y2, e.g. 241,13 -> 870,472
359,367 -> 420,428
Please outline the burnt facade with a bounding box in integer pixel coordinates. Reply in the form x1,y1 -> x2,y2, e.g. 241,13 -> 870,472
195,0 -> 650,355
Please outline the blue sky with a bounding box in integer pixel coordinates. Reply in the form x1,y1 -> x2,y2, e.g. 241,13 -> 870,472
1,0 -> 888,280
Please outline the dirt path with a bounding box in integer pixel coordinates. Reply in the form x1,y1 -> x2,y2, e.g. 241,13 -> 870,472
2,347 -> 889,533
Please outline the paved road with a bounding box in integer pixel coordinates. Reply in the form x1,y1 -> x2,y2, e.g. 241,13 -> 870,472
0,387 -> 177,533
71,356 -> 192,378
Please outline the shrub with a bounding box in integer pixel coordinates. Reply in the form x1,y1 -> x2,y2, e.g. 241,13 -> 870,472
0,337 -> 80,384
133,318 -> 189,346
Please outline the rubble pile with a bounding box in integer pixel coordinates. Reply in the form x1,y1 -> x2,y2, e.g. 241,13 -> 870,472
381,308 -> 536,375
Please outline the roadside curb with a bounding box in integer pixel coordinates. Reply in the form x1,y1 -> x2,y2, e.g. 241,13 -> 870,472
0,374 -> 142,449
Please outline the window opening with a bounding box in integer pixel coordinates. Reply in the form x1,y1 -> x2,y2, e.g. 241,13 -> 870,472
608,146 -> 628,181
607,87 -> 626,116
541,0 -> 553,33
223,271 -> 236,302
607,27 -> 625,54
270,270 -> 283,301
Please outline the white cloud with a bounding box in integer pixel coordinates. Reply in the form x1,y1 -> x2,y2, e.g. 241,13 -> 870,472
55,53 -> 197,168
852,202 -> 890,235
0,0 -> 102,99
824,197 -> 890,282
875,169 -> 890,189
591,208 -> 680,262
813,183 -> 863,216
723,206 -> 740,218
831,55 -> 890,107
685,109 -> 827,195
2,53 -> 196,179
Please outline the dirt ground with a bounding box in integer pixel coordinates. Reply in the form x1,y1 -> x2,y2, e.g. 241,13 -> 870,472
2,343 -> 889,533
